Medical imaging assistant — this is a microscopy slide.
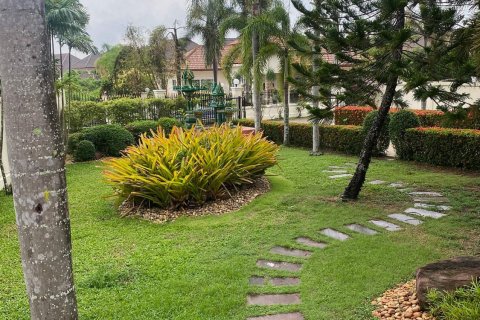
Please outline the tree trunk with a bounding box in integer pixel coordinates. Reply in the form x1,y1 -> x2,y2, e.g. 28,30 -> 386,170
311,30 -> 322,156
342,7 -> 405,201
0,1 -> 78,319
0,94 -> 12,195
421,99 -> 427,110
173,27 -> 182,87
252,1 -> 262,132
283,52 -> 290,146
213,55 -> 218,84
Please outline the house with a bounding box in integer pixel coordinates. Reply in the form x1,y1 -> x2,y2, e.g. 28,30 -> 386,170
54,53 -> 101,79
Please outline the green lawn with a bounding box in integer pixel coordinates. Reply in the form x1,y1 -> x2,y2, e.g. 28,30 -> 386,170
1,147 -> 479,320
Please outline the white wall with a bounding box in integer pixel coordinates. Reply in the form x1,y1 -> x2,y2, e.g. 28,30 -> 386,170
0,100 -> 10,190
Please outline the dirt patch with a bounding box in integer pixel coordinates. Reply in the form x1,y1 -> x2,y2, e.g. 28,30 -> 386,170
118,177 -> 270,224
372,280 -> 435,320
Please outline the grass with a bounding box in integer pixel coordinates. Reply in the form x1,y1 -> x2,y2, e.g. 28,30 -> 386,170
0,147 -> 479,319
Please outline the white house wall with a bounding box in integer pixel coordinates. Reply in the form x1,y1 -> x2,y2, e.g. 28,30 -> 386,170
0,102 -> 10,190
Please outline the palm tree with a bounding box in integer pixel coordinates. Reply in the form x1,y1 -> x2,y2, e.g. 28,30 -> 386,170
187,0 -> 234,84
0,1 -> 78,317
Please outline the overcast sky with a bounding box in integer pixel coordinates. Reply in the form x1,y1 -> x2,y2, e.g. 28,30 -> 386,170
74,0 -> 302,56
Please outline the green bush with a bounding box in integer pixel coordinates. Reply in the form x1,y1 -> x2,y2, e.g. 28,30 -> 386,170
389,110 -> 421,158
105,98 -> 143,125
81,125 -> 134,157
236,119 -> 364,155
104,125 -> 279,209
427,280 -> 480,320
125,120 -> 159,142
400,127 -> 480,169
157,117 -> 183,136
362,110 -> 390,155
74,140 -> 96,162
67,101 -> 107,132
67,132 -> 85,155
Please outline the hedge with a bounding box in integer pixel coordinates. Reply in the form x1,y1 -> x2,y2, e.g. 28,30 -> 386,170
399,127 -> 480,169
236,119 -> 365,155
334,106 -> 444,127
66,97 -> 187,130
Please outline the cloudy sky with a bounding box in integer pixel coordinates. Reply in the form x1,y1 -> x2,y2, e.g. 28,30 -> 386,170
77,0 -> 302,54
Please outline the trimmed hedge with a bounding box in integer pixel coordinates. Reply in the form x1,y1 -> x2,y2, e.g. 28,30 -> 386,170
236,119 -> 364,155
125,118 -> 183,142
334,106 -> 444,127
67,101 -> 107,133
68,125 -> 134,157
362,110 -> 390,155
399,127 -> 480,169
389,110 -> 421,158
74,140 -> 96,162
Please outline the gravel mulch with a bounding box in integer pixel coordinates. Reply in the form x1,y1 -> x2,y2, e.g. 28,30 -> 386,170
372,280 -> 435,320
118,176 -> 271,224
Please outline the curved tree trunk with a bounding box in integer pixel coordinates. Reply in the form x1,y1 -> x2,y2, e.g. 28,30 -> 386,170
342,7 -> 405,201
0,1 -> 78,318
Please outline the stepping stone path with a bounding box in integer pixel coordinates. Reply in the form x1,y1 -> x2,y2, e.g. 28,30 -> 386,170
369,220 -> 402,231
247,313 -> 304,320
246,167 -> 452,319
256,260 -> 302,272
404,208 -> 446,219
247,293 -> 301,306
346,224 -> 378,235
249,276 -> 301,286
414,203 -> 452,211
320,228 -> 350,241
296,237 -> 327,249
270,246 -> 312,258
388,213 -> 423,226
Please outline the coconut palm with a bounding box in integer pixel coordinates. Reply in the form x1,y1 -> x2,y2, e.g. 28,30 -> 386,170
187,0 -> 234,84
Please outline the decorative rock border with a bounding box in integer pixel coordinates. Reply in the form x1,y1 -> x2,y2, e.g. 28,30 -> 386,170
245,163 -> 451,319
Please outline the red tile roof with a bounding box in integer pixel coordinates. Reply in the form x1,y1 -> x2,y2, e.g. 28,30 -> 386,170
184,39 -> 241,71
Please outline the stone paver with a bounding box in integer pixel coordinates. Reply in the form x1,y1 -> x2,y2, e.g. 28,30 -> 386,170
329,174 -> 353,179
322,170 -> 348,174
409,191 -> 443,197
389,182 -> 405,188
320,228 -> 350,241
412,197 -> 448,203
388,213 -> 423,226
256,260 -> 302,272
296,237 -> 327,249
329,166 -> 347,169
414,203 -> 452,211
368,180 -> 386,185
369,220 -> 402,231
404,208 -> 446,219
247,312 -> 304,320
249,276 -> 300,286
247,293 -> 301,306
346,224 -> 378,235
270,246 -> 312,258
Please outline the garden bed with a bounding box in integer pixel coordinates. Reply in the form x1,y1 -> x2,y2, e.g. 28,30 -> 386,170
118,176 -> 270,223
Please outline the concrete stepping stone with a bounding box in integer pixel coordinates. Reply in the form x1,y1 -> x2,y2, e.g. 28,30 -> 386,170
389,182 -> 405,188
414,203 -> 452,211
247,293 -> 301,306
249,276 -> 300,286
369,220 -> 402,231
368,180 -> 386,185
329,174 -> 353,179
346,224 -> 378,235
412,197 -> 448,203
256,260 -> 302,272
404,208 -> 446,219
329,166 -> 347,169
270,246 -> 312,258
388,213 -> 423,226
247,312 -> 304,320
409,191 -> 443,197
322,170 -> 348,174
320,228 -> 350,241
295,237 -> 327,249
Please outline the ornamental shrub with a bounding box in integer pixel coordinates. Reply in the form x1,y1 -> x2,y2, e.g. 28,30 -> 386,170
401,127 -> 480,169
81,125 -> 134,157
334,106 -> 374,125
67,132 -> 85,155
105,98 -> 143,125
427,280 -> 480,320
104,125 -> 279,209
74,140 -> 96,162
66,101 -> 107,132
389,110 -> 420,158
362,110 -> 390,155
157,117 -> 183,136
125,120 -> 159,142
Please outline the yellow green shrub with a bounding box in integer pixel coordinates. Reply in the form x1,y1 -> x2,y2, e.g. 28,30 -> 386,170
104,125 -> 279,209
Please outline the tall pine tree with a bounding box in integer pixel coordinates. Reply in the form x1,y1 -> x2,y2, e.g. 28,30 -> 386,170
292,0 -> 475,200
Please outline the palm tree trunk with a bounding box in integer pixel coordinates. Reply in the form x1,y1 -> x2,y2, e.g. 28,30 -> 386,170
213,55 -> 219,84
283,52 -> 290,146
311,31 -> 322,156
0,95 -> 11,195
252,1 -> 262,132
342,7 -> 405,201
0,2 -> 78,318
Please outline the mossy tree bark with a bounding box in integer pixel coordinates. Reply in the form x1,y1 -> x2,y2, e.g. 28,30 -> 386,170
0,0 -> 78,318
